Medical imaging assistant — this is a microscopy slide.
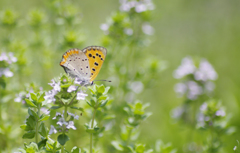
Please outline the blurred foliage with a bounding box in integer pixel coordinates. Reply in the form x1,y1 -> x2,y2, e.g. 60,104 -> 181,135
0,0 -> 240,153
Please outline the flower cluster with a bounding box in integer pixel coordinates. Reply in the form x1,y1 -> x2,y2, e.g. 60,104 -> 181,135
197,100 -> 226,128
0,52 -> 17,78
119,0 -> 155,13
173,57 -> 217,100
44,76 -> 88,104
49,111 -> 79,134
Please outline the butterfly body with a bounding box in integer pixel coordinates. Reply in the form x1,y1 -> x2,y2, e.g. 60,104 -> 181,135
60,46 -> 107,85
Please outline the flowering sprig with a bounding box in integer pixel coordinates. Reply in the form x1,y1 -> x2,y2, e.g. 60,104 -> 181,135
85,84 -> 110,153
171,57 -> 218,124
196,99 -> 235,152
44,74 -> 85,152
111,101 -> 152,152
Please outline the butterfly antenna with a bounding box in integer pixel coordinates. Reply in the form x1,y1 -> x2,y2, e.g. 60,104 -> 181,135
94,80 -> 112,83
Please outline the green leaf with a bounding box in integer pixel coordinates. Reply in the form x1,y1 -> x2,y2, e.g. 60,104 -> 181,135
70,106 -> 84,112
57,134 -> 69,146
100,100 -> 108,107
86,100 -> 92,107
111,141 -> 124,151
103,86 -> 110,94
50,106 -> 62,110
30,93 -> 38,101
25,99 -> 37,107
38,138 -> 47,149
97,85 -> 105,94
71,146 -> 81,153
38,92 -> 45,103
22,131 -> 35,139
20,124 -> 32,131
39,114 -> 50,122
39,122 -> 48,137
26,115 -> 36,129
28,108 -> 39,119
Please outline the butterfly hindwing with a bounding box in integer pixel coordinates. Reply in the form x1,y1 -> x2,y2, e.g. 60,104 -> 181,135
60,49 -> 91,81
83,46 -> 107,82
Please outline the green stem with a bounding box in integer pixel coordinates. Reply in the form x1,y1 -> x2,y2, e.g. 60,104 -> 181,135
35,104 -> 41,143
61,106 -> 68,153
90,103 -> 98,153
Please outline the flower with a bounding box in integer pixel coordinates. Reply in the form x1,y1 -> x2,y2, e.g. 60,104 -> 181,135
194,59 -> 218,81
66,121 -> 76,130
49,125 -> 57,134
48,79 -> 61,92
76,91 -> 88,100
119,0 -> 154,13
57,117 -> 68,126
67,85 -> 78,92
44,90 -> 57,103
142,22 -> 154,35
173,57 -> 196,79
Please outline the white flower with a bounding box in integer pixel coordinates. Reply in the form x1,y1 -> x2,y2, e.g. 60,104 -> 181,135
52,112 -> 62,120
76,91 -> 88,100
129,81 -> 144,94
41,108 -> 50,115
124,28 -> 133,35
100,23 -> 109,31
44,90 -> 57,104
174,83 -> 187,96
48,79 -> 61,92
67,85 -> 78,92
49,125 -> 57,134
74,78 -> 82,85
142,22 -> 154,35
216,109 -> 226,117
173,57 -> 196,79
171,106 -> 185,119
68,112 -> 79,120
57,118 -> 68,126
186,81 -> 202,100
66,121 -> 76,130
194,59 -> 218,81
200,102 -> 208,112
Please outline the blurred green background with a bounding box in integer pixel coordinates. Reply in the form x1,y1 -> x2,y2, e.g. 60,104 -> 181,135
0,0 -> 240,152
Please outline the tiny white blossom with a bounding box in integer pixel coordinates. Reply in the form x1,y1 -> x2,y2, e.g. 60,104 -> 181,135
124,28 -> 133,35
194,59 -> 218,81
67,85 -> 78,92
44,90 -> 57,103
53,112 -> 62,120
142,22 -> 154,35
100,23 -> 109,31
76,91 -> 88,100
57,118 -> 68,126
233,146 -> 237,151
66,121 -> 76,130
48,79 -> 61,92
74,78 -> 82,85
41,108 -> 50,115
216,109 -> 226,117
173,57 -> 196,79
49,125 -> 57,134
129,81 -> 144,94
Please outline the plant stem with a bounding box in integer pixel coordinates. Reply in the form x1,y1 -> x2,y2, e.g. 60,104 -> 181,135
35,104 -> 41,143
90,104 -> 98,153
61,106 -> 68,153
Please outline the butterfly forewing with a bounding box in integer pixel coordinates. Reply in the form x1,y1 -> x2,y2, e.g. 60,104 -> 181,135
83,46 -> 107,82
60,49 -> 91,81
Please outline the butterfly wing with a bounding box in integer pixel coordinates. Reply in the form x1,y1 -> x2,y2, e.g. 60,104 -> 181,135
82,46 -> 107,82
60,48 -> 91,82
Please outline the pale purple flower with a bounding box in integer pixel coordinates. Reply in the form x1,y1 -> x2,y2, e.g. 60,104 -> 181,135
119,0 -> 154,13
41,108 -> 50,115
76,91 -> 88,100
67,85 -> 78,92
14,93 -> 24,103
124,28 -> 133,35
186,81 -> 202,100
0,68 -> 13,77
49,125 -> 57,134
0,52 -> 8,61
57,117 -> 68,126
200,102 -> 208,112
48,79 -> 61,92
194,59 -> 218,81
100,23 -> 109,31
66,121 -> 76,130
142,22 -> 154,35
8,52 -> 17,63
171,106 -> 185,119
68,112 -> 79,120
52,112 -> 62,120
174,83 -> 187,96
216,109 -> 226,117
44,90 -> 57,103
173,57 -> 196,79
129,81 -> 144,94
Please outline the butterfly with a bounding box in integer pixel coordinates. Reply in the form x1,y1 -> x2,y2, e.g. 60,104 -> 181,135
60,46 -> 107,85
